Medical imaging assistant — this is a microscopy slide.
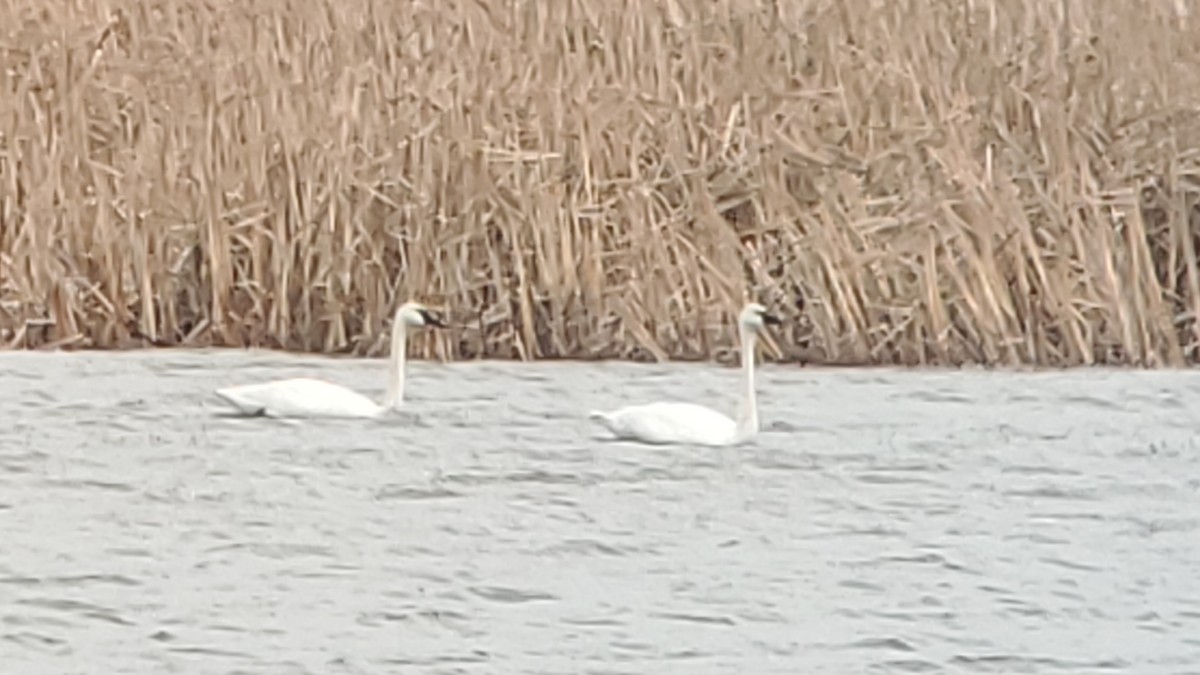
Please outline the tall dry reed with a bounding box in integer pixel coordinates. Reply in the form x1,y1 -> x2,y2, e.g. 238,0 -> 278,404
2,0 -> 1200,366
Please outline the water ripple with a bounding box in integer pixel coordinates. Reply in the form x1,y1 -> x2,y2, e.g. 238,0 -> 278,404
0,353 -> 1197,673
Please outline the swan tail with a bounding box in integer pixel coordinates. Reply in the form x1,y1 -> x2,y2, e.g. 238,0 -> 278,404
212,387 -> 240,409
213,387 -> 266,417
589,410 -> 629,439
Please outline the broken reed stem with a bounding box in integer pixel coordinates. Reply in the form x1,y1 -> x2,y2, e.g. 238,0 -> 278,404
2,0 -> 1200,366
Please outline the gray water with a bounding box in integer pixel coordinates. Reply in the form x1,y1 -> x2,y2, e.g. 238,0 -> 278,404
1,350 -> 1199,674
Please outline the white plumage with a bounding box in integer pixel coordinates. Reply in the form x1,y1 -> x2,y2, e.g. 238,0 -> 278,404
213,301 -> 447,419
213,377 -> 384,419
589,402 -> 738,446
588,302 -> 781,446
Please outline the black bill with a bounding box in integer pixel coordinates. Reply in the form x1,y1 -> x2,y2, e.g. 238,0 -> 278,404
418,308 -> 449,328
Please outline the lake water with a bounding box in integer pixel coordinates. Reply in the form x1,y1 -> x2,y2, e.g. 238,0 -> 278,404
1,350 -> 1198,674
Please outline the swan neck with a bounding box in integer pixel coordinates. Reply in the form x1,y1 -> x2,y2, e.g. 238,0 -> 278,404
736,324 -> 758,438
384,319 -> 408,409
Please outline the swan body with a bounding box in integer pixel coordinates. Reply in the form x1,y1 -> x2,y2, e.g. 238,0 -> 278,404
589,302 -> 781,446
588,402 -> 738,446
214,377 -> 384,418
213,301 -> 447,419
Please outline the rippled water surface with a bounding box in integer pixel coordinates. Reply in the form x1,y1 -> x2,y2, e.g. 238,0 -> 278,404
2,350 -> 1200,674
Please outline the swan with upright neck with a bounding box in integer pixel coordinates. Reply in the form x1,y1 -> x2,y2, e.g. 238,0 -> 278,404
212,301 -> 447,418
588,302 -> 781,446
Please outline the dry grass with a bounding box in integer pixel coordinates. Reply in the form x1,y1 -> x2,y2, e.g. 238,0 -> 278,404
3,0 -> 1200,366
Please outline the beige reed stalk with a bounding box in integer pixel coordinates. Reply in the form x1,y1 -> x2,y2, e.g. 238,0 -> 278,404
2,0 -> 1200,367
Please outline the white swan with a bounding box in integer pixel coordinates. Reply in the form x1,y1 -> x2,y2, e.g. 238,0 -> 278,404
588,302 -> 782,446
213,301 -> 447,418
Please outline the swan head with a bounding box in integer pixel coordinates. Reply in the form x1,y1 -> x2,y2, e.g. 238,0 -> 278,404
739,302 -> 782,332
395,301 -> 449,329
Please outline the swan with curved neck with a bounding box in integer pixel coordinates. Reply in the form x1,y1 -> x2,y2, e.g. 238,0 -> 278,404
213,301 -> 447,418
588,302 -> 782,446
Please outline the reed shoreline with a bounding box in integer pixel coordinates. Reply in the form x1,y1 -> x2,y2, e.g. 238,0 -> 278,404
3,0 -> 1200,367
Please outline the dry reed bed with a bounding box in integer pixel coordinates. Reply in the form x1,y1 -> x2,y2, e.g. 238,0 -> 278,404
2,0 -> 1200,365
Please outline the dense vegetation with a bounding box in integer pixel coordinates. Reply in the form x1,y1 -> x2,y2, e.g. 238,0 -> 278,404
3,0 -> 1200,366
